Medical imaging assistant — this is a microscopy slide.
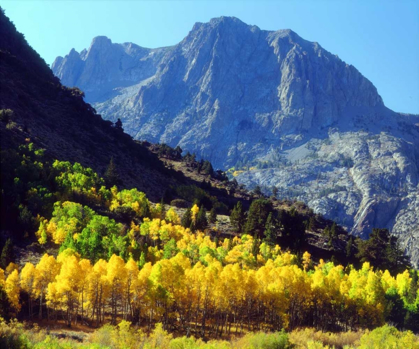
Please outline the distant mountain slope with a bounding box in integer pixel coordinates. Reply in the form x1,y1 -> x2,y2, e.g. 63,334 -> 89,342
0,9 -> 179,201
52,16 -> 419,266
53,16 -> 387,168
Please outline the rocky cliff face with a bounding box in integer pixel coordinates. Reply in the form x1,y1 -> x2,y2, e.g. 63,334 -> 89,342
52,36 -> 169,103
52,16 -> 419,266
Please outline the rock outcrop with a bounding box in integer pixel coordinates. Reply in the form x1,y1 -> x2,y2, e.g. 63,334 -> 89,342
52,16 -> 419,266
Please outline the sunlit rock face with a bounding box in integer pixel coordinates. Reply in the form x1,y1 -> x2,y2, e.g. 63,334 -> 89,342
53,17 -> 419,266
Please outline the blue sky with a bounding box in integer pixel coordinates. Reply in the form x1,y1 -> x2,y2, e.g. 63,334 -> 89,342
2,0 -> 418,114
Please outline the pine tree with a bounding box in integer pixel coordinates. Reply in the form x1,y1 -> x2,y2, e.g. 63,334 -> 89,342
159,198 -> 166,220
1,239 -> 14,269
407,270 -> 418,304
209,208 -> 217,224
244,199 -> 272,238
251,237 -> 259,258
181,208 -> 192,229
195,206 -> 208,231
346,237 -> 354,258
253,185 -> 262,198
356,228 -> 410,274
104,158 -> 119,188
308,216 -> 316,231
230,201 -> 245,233
0,285 -> 11,320
331,222 -> 337,239
263,212 -> 276,245
114,118 -> 124,132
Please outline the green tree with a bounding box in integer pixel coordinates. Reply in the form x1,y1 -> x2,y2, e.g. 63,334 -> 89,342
263,212 -> 277,245
308,216 -> 316,231
0,239 -> 14,269
271,186 -> 279,198
209,208 -> 217,224
407,270 -> 418,304
244,199 -> 272,238
163,238 -> 179,259
195,206 -> 208,231
330,222 -> 337,239
104,158 -> 120,188
346,237 -> 354,258
230,201 -> 245,233
159,198 -> 166,220
114,118 -> 124,132
277,208 -> 306,251
181,208 -> 192,229
253,185 -> 262,198
201,161 -> 214,176
0,285 -> 11,320
356,228 -> 410,274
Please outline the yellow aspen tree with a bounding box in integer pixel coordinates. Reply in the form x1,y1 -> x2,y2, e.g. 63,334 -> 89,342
381,270 -> 397,292
396,269 -> 411,299
49,254 -> 82,326
78,258 -> 92,323
106,254 -> 127,324
87,259 -> 109,326
191,204 -> 199,223
5,269 -> 21,312
20,262 -> 38,318
124,258 -> 139,320
46,282 -> 60,321
302,251 -> 311,271
36,219 -> 49,244
5,262 -> 19,276
364,270 -> 386,326
131,262 -> 152,325
34,254 -> 60,319
201,256 -> 222,337
165,208 -> 180,225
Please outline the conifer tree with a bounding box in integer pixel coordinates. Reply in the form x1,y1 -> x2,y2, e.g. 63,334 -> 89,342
346,237 -> 354,258
230,201 -> 245,233
263,212 -> 276,245
244,199 -> 272,238
407,270 -> 418,304
209,208 -> 217,224
181,208 -> 192,229
0,239 -> 14,269
195,206 -> 208,231
253,185 -> 262,198
104,158 -> 119,188
114,118 -> 124,132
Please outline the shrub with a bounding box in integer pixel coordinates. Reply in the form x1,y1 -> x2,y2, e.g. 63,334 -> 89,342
289,328 -> 363,349
170,199 -> 189,208
234,330 -> 289,349
358,325 -> 418,349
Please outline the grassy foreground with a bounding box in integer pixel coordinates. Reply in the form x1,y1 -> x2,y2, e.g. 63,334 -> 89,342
0,319 -> 417,349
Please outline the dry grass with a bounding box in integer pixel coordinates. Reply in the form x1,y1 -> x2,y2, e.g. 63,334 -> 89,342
289,328 -> 364,349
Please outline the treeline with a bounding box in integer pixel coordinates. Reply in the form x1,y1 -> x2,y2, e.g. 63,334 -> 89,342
1,244 -> 418,336
145,142 -> 228,181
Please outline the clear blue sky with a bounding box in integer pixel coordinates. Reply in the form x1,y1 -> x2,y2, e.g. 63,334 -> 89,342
2,0 -> 419,114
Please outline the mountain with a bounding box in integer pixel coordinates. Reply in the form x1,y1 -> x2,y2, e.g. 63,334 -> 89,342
52,16 -> 419,266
